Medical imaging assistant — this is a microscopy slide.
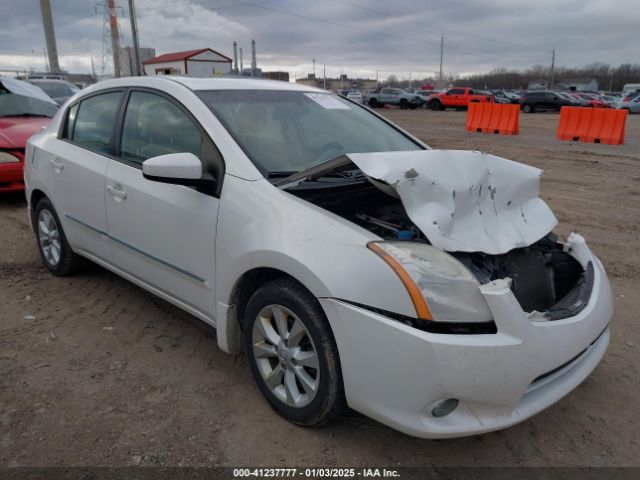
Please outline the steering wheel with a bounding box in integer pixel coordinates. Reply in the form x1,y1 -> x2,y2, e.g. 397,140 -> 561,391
316,142 -> 344,163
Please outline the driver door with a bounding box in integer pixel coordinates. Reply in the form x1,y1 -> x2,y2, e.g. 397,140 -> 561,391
104,89 -> 222,318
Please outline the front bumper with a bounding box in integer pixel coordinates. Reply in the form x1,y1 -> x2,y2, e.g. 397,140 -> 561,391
321,234 -> 613,438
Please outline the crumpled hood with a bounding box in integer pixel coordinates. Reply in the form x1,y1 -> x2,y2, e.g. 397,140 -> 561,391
347,150 -> 558,254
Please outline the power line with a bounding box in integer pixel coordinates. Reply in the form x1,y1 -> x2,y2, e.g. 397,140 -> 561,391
329,0 -> 536,52
129,0 -> 545,64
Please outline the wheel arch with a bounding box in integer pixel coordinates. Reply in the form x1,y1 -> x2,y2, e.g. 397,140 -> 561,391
216,260 -> 332,355
29,188 -> 49,231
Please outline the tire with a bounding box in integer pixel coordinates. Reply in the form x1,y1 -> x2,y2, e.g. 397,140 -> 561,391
368,98 -> 379,108
243,278 -> 345,427
399,99 -> 408,109
34,197 -> 85,276
522,104 -> 534,113
428,99 -> 442,111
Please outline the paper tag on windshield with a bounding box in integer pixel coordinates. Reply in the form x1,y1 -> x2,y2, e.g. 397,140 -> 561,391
304,93 -> 350,110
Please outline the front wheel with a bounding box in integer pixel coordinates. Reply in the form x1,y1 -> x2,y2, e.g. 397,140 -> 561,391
368,98 -> 379,108
522,104 -> 534,113
243,278 -> 345,426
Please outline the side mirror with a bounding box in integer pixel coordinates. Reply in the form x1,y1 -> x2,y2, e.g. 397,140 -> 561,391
142,152 -> 215,192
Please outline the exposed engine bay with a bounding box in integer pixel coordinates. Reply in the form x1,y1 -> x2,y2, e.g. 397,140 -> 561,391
287,176 -> 591,319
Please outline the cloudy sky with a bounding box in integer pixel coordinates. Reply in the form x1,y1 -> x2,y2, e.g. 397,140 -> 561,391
0,0 -> 638,80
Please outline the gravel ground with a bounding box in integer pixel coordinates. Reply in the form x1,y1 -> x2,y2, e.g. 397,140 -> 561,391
1,111 -> 639,469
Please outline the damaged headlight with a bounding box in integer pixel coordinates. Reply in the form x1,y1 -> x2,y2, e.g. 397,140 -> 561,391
368,241 -> 493,323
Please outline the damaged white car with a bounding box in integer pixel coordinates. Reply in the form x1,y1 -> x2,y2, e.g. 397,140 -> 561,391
24,77 -> 612,438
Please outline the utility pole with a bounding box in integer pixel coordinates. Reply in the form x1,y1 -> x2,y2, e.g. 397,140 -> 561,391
323,64 -> 326,90
42,48 -> 49,72
107,0 -> 121,77
127,0 -> 142,76
549,49 -> 555,88
439,36 -> 444,85
233,41 -> 238,74
239,48 -> 244,72
39,0 -> 60,73
312,58 -> 315,78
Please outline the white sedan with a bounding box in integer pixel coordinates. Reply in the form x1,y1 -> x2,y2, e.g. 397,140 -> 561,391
24,77 -> 612,438
345,91 -> 363,104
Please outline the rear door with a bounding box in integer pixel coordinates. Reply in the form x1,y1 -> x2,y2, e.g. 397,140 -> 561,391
447,88 -> 465,107
104,89 -> 222,317
39,90 -> 123,261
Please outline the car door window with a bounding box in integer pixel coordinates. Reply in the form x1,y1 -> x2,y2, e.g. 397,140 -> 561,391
70,91 -> 122,154
120,91 -> 202,165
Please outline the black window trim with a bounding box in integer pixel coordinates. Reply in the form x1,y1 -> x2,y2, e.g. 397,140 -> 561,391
57,87 -> 126,160
57,86 -> 225,197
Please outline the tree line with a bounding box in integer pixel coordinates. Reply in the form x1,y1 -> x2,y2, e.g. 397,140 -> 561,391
384,63 -> 640,92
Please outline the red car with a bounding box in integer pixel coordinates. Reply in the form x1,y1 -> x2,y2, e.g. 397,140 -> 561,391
571,93 -> 610,108
1,78 -> 57,192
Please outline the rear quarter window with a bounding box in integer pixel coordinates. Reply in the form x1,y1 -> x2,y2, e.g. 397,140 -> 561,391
67,91 -> 122,154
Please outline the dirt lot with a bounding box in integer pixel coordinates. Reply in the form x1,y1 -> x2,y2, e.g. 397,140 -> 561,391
1,111 -> 639,469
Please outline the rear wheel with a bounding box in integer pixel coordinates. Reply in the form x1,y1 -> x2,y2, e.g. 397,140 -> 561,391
522,103 -> 534,113
34,197 -> 85,276
243,278 -> 345,426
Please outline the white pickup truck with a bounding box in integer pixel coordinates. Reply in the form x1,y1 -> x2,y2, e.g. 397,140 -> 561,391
364,88 -> 425,109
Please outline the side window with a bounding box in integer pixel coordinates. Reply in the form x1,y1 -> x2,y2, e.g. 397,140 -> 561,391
447,89 -> 464,95
120,91 -> 202,165
70,91 -> 122,153
381,89 -> 390,94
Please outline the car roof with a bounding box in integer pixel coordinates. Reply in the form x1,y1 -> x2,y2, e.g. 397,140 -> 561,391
87,76 -> 326,93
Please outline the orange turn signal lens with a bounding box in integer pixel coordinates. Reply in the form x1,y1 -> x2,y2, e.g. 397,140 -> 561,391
367,242 -> 433,321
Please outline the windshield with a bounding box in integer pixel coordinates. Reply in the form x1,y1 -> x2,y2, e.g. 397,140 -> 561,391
0,86 -> 58,118
197,90 -> 423,174
31,81 -> 78,98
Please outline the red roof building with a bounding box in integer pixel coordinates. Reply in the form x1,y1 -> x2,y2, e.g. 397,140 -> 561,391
142,48 -> 232,77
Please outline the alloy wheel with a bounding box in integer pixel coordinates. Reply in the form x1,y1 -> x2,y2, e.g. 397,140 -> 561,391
252,304 -> 320,408
38,209 -> 61,267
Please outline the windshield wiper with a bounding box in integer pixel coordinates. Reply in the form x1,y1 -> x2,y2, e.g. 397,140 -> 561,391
268,171 -> 298,178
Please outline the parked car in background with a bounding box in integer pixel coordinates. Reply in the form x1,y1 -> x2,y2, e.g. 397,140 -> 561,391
24,76 -> 612,439
571,93 -> 610,108
600,94 -> 622,106
27,79 -> 80,105
622,91 -> 640,102
0,78 -> 57,192
622,83 -> 640,98
556,92 -> 589,107
364,88 -> 424,109
427,88 -> 494,110
345,91 -> 363,104
615,95 -> 640,114
493,91 -> 520,104
519,91 -> 573,113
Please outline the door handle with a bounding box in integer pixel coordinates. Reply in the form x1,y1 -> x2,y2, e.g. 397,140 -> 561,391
50,157 -> 64,172
107,184 -> 127,200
